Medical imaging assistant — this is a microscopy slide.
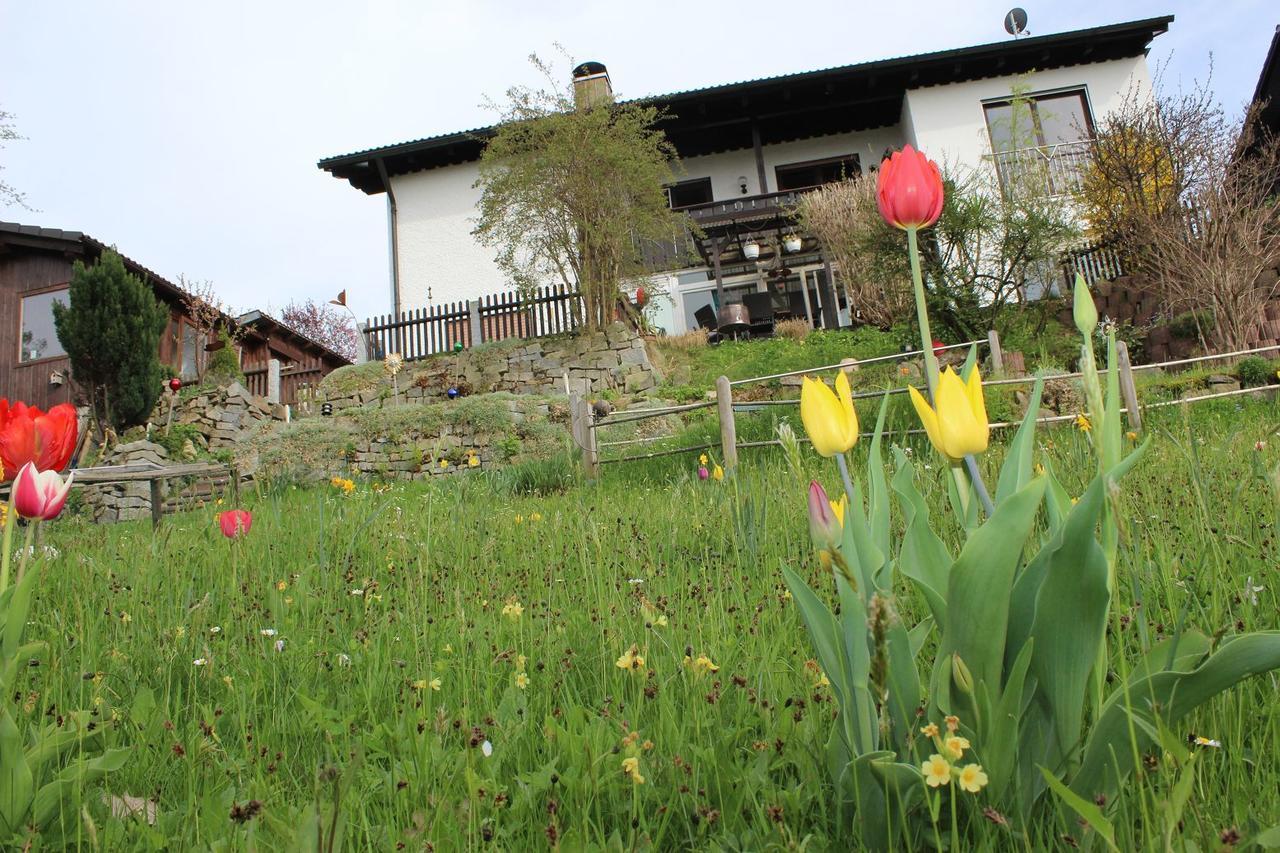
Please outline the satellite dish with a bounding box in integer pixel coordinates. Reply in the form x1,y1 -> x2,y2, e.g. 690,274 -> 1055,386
1003,7 -> 1028,36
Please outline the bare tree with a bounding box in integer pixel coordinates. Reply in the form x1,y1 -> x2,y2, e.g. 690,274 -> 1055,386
1,107 -> 29,209
280,299 -> 358,360
176,276 -> 241,380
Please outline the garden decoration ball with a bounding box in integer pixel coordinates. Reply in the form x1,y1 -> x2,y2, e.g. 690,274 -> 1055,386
447,387 -> 459,399
453,341 -> 464,352
169,378 -> 182,392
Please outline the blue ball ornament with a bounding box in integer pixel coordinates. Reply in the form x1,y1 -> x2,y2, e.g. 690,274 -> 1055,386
447,387 -> 459,399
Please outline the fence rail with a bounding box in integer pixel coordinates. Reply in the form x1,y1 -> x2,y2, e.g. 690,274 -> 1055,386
364,285 -> 583,361
242,357 -> 326,406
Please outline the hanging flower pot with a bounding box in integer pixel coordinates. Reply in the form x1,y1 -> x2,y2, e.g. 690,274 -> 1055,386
743,240 -> 761,260
783,234 -> 803,253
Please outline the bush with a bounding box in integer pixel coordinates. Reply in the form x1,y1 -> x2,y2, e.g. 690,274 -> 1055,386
500,452 -> 581,496
203,329 -> 245,387
1168,310 -> 1214,340
1237,356 -> 1275,387
151,423 -> 205,460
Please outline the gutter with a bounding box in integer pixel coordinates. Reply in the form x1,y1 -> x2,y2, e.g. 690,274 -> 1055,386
375,156 -> 401,315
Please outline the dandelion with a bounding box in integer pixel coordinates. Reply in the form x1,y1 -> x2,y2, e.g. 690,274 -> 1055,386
957,763 -> 989,793
515,672 -> 529,689
922,754 -> 952,787
944,735 -> 970,760
1075,414 -> 1092,432
501,600 -> 524,620
621,756 -> 645,784
616,644 -> 645,672
468,455 -> 480,468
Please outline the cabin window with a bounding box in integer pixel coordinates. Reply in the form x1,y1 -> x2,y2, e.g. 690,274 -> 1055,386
774,155 -> 860,192
666,178 -> 713,209
18,289 -> 68,363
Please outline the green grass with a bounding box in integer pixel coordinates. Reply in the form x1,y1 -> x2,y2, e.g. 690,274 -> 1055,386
15,395 -> 1280,848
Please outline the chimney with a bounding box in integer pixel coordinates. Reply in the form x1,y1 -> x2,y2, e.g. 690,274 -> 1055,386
572,61 -> 612,110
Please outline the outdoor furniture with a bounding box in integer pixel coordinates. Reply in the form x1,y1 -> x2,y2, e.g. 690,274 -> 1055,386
71,460 -> 235,529
693,305 -> 722,344
742,292 -> 775,337
718,303 -> 751,339
787,291 -> 811,323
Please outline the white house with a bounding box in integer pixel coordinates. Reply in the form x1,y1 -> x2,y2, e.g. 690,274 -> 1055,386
320,15 -> 1168,338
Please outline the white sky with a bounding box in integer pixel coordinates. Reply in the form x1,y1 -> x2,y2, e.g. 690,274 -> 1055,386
1,1 -> 1275,324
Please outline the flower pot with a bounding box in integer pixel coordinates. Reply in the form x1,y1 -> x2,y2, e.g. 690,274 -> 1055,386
783,235 -> 802,253
743,241 -> 760,260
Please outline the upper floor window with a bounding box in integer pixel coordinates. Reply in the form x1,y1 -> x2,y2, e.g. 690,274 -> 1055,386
19,288 -> 68,363
775,155 -> 860,192
984,90 -> 1094,197
666,178 -> 713,209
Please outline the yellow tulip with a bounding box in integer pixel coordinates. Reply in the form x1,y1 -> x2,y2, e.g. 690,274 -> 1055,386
800,372 -> 859,457
908,367 -> 989,461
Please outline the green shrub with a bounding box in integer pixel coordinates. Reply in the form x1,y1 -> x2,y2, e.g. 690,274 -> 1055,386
204,329 -> 245,387
1237,356 -> 1275,388
500,452 -> 581,496
151,423 -> 205,459
1168,310 -> 1213,340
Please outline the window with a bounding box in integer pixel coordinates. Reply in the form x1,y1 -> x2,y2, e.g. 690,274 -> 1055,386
18,289 -> 68,363
775,155 -> 861,192
666,178 -> 713,209
983,89 -> 1093,153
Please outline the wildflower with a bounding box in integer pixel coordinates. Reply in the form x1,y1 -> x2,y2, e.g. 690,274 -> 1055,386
222,675 -> 233,688
909,367 -> 989,461
1244,576 -> 1265,606
1128,431 -> 1139,441
616,644 -> 645,672
920,723 -> 940,738
814,672 -> 830,688
412,679 -> 428,690
260,629 -> 278,637
621,756 -> 645,784
174,626 -> 186,639
430,678 -> 441,691
209,626 -> 222,634
945,735 -> 970,760
515,672 -> 529,689
515,514 -> 524,524
218,509 -> 253,539
800,372 -> 859,457
468,455 -> 480,468
120,612 -> 132,624
876,144 -> 944,231
652,614 -> 668,628
480,740 -> 493,757
944,715 -> 960,733
276,580 -> 287,592
712,464 -> 724,481
699,454 -> 708,465
1075,414 -> 1092,433
1193,735 -> 1222,748
530,512 -> 543,522
698,466 -> 709,480
957,763 -> 989,793
502,600 -> 524,620
12,463 -> 74,520
274,640 -> 285,653
336,653 -> 351,666
439,459 -> 450,469
1256,440 -> 1267,452
351,588 -> 364,596
922,754 -> 952,787
686,654 -> 719,676
516,654 -> 527,672
193,658 -> 207,667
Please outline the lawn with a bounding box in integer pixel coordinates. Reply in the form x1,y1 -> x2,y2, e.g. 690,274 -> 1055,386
19,394 -> 1280,849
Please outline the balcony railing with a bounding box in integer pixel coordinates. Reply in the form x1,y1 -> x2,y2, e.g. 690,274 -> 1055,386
989,139 -> 1093,199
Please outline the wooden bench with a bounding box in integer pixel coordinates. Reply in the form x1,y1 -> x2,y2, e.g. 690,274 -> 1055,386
68,461 -> 237,529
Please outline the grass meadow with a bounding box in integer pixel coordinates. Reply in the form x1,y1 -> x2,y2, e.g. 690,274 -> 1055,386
22,394 -> 1280,849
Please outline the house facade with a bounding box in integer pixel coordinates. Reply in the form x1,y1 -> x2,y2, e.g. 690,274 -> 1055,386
320,16 -> 1169,336
0,222 -> 350,410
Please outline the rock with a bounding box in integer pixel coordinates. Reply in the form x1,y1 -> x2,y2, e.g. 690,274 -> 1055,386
839,358 -> 860,376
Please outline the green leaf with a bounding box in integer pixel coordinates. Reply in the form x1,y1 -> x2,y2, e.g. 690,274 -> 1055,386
29,747 -> 129,831
1074,632 -> 1280,802
1,568 -> 38,666
994,378 -> 1044,505
1041,766 -> 1118,851
884,616 -> 922,755
0,707 -> 33,839
842,479 -> 886,596
891,451 -> 951,625
983,640 -> 1034,801
941,476 -> 1046,701
866,392 -> 892,560
782,567 -> 850,711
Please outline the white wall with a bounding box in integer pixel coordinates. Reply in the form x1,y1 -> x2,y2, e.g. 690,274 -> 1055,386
903,56 -> 1151,173
391,162 -> 508,310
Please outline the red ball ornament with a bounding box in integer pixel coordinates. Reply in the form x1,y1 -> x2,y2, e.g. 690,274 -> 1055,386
169,378 -> 183,392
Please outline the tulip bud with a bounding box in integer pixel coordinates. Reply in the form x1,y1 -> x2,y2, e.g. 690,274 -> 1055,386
1073,273 -> 1097,337
807,481 -> 842,549
951,653 -> 975,696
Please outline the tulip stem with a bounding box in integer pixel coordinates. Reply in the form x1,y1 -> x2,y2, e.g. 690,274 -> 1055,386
0,494 -> 14,593
14,522 -> 35,586
906,227 -> 940,399
964,455 -> 995,517
836,452 -> 857,516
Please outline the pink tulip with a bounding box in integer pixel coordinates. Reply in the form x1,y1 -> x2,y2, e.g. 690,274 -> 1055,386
12,462 -> 74,521
697,466 -> 709,480
807,481 -> 842,549
876,145 -> 945,231
219,509 -> 252,539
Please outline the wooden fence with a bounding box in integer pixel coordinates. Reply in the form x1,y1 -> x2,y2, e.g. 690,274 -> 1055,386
1060,241 -> 1126,288
364,285 -> 584,361
572,335 -> 1280,477
242,357 -> 327,406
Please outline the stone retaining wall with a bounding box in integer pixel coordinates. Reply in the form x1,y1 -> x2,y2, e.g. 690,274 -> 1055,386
155,381 -> 287,450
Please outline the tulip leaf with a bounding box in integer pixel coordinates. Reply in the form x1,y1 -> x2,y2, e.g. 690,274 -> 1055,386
884,613 -> 922,755
1041,767 -> 1118,851
982,640 -> 1034,802
1101,333 -> 1123,473
30,747 -> 130,832
958,344 -> 978,381
891,451 -> 951,625
782,567 -> 850,711
1040,458 -> 1074,532
0,707 -> 33,839
866,393 -> 892,559
941,476 -> 1046,702
1073,631 -> 1280,802
994,379 -> 1044,505
843,479 -> 886,596
1026,476 -> 1109,757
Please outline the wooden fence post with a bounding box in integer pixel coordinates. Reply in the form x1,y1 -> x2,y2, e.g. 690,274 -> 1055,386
149,477 -> 163,530
266,359 -> 281,404
468,299 -> 483,346
987,330 -> 1004,374
716,375 -> 738,470
584,402 -> 600,479
1116,340 -> 1143,432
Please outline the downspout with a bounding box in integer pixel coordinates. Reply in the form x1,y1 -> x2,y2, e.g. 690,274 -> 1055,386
375,157 -> 402,316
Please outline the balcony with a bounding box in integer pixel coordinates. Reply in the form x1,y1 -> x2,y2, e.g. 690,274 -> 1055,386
989,139 -> 1093,199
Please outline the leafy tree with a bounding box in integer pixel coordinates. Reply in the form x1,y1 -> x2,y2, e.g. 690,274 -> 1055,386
474,54 -> 694,330
52,250 -> 169,433
280,299 -> 358,360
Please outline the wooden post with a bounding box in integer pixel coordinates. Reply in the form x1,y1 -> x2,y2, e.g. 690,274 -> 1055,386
149,478 -> 163,530
716,375 -> 738,470
467,299 -> 483,346
1116,340 -> 1142,432
230,465 -> 241,505
987,330 -> 1004,374
584,402 -> 600,479
568,391 -> 585,458
266,358 -> 282,404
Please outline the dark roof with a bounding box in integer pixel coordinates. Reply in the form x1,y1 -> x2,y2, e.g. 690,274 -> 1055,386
1252,25 -> 1280,140
319,15 -> 1173,194
236,310 -> 353,366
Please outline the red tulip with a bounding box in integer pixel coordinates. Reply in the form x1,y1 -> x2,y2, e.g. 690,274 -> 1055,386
932,338 -> 945,357
219,509 -> 252,539
0,399 -> 78,481
876,145 -> 944,231
12,462 -> 74,521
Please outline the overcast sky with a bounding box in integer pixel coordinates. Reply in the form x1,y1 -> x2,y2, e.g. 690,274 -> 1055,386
2,1 -> 1275,323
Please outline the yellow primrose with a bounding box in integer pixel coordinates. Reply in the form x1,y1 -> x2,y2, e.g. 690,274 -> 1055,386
908,367 -> 988,461
686,654 -> 719,676
429,677 -> 441,691
616,644 -> 645,671
621,756 -> 645,784
501,600 -> 524,619
922,754 -> 952,787
800,372 -> 859,457
944,735 -> 970,760
957,763 -> 988,793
